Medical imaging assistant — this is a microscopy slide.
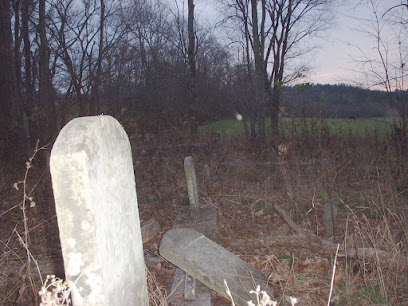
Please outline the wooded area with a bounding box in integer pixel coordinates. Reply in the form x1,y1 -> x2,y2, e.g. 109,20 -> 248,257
0,0 -> 407,167
0,0 -> 337,166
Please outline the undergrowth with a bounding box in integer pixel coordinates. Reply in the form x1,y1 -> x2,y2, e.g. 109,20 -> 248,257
0,121 -> 407,305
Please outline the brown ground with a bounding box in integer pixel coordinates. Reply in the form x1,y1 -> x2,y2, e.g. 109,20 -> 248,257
1,126 -> 407,305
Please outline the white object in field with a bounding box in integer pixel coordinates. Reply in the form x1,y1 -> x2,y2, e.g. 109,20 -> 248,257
235,113 -> 243,121
278,143 -> 290,156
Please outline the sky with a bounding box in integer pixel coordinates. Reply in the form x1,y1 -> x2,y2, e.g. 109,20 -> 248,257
190,0 -> 406,88
304,1 -> 381,86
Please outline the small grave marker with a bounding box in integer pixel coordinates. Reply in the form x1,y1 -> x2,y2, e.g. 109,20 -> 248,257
323,199 -> 338,237
184,156 -> 200,214
168,157 -> 217,305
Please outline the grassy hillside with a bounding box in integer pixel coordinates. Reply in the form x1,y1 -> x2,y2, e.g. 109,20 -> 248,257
200,117 -> 396,138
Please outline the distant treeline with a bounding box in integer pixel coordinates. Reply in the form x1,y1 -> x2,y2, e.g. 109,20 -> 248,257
279,84 -> 404,118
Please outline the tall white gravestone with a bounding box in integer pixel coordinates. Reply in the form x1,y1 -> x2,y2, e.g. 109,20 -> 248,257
50,116 -> 148,305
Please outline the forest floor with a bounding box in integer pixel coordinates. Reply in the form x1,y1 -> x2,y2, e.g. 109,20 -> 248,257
1,124 -> 407,305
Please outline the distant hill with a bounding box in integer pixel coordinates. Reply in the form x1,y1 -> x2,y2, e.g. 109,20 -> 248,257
280,84 -> 392,118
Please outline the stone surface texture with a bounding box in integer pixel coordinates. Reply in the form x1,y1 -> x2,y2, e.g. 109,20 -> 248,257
160,228 -> 273,306
173,204 -> 217,237
50,115 -> 148,305
184,156 -> 200,213
168,268 -> 212,306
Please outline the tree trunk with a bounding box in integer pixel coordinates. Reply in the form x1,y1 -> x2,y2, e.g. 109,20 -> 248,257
243,5 -> 256,143
22,0 -> 36,145
13,0 -> 27,147
270,86 -> 281,145
268,0 -> 292,146
187,0 -> 198,139
92,0 -> 105,115
250,0 -> 266,145
0,0 -> 25,164
38,0 -> 57,145
58,19 -> 85,117
13,0 -> 22,103
250,116 -> 257,140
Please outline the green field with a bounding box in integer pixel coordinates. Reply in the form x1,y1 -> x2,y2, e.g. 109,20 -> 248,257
200,117 -> 397,138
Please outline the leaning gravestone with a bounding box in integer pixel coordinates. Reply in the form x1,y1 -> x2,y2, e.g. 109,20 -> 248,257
50,115 -> 148,305
160,228 -> 274,306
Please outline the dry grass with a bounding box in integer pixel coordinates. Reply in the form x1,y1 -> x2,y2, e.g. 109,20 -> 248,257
146,265 -> 168,306
133,127 -> 407,304
38,275 -> 71,305
1,123 -> 407,304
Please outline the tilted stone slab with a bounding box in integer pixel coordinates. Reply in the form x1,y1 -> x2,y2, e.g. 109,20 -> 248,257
50,115 -> 148,305
160,228 -> 273,306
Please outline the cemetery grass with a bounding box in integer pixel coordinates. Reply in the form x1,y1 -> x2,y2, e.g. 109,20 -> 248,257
0,121 -> 407,305
200,117 -> 396,138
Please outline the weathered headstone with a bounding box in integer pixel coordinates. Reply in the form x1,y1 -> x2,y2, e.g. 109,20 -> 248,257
323,199 -> 338,238
203,164 -> 210,181
168,158 -> 217,305
184,156 -> 200,214
203,164 -> 211,192
160,228 -> 274,306
216,131 -> 223,144
173,203 -> 217,238
50,115 -> 148,305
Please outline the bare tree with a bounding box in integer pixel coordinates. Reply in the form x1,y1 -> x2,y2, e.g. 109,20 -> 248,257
38,0 -> 57,144
221,0 -> 260,141
355,0 -> 408,137
21,0 -> 36,141
187,0 -> 198,137
117,0 -> 179,135
12,0 -> 27,148
0,0 -> 25,164
50,0 -> 106,116
250,0 -> 268,144
168,0 -> 201,136
221,1 -> 258,140
1,0 -> 238,161
91,0 -> 106,115
13,0 -> 22,105
222,0 -> 333,145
